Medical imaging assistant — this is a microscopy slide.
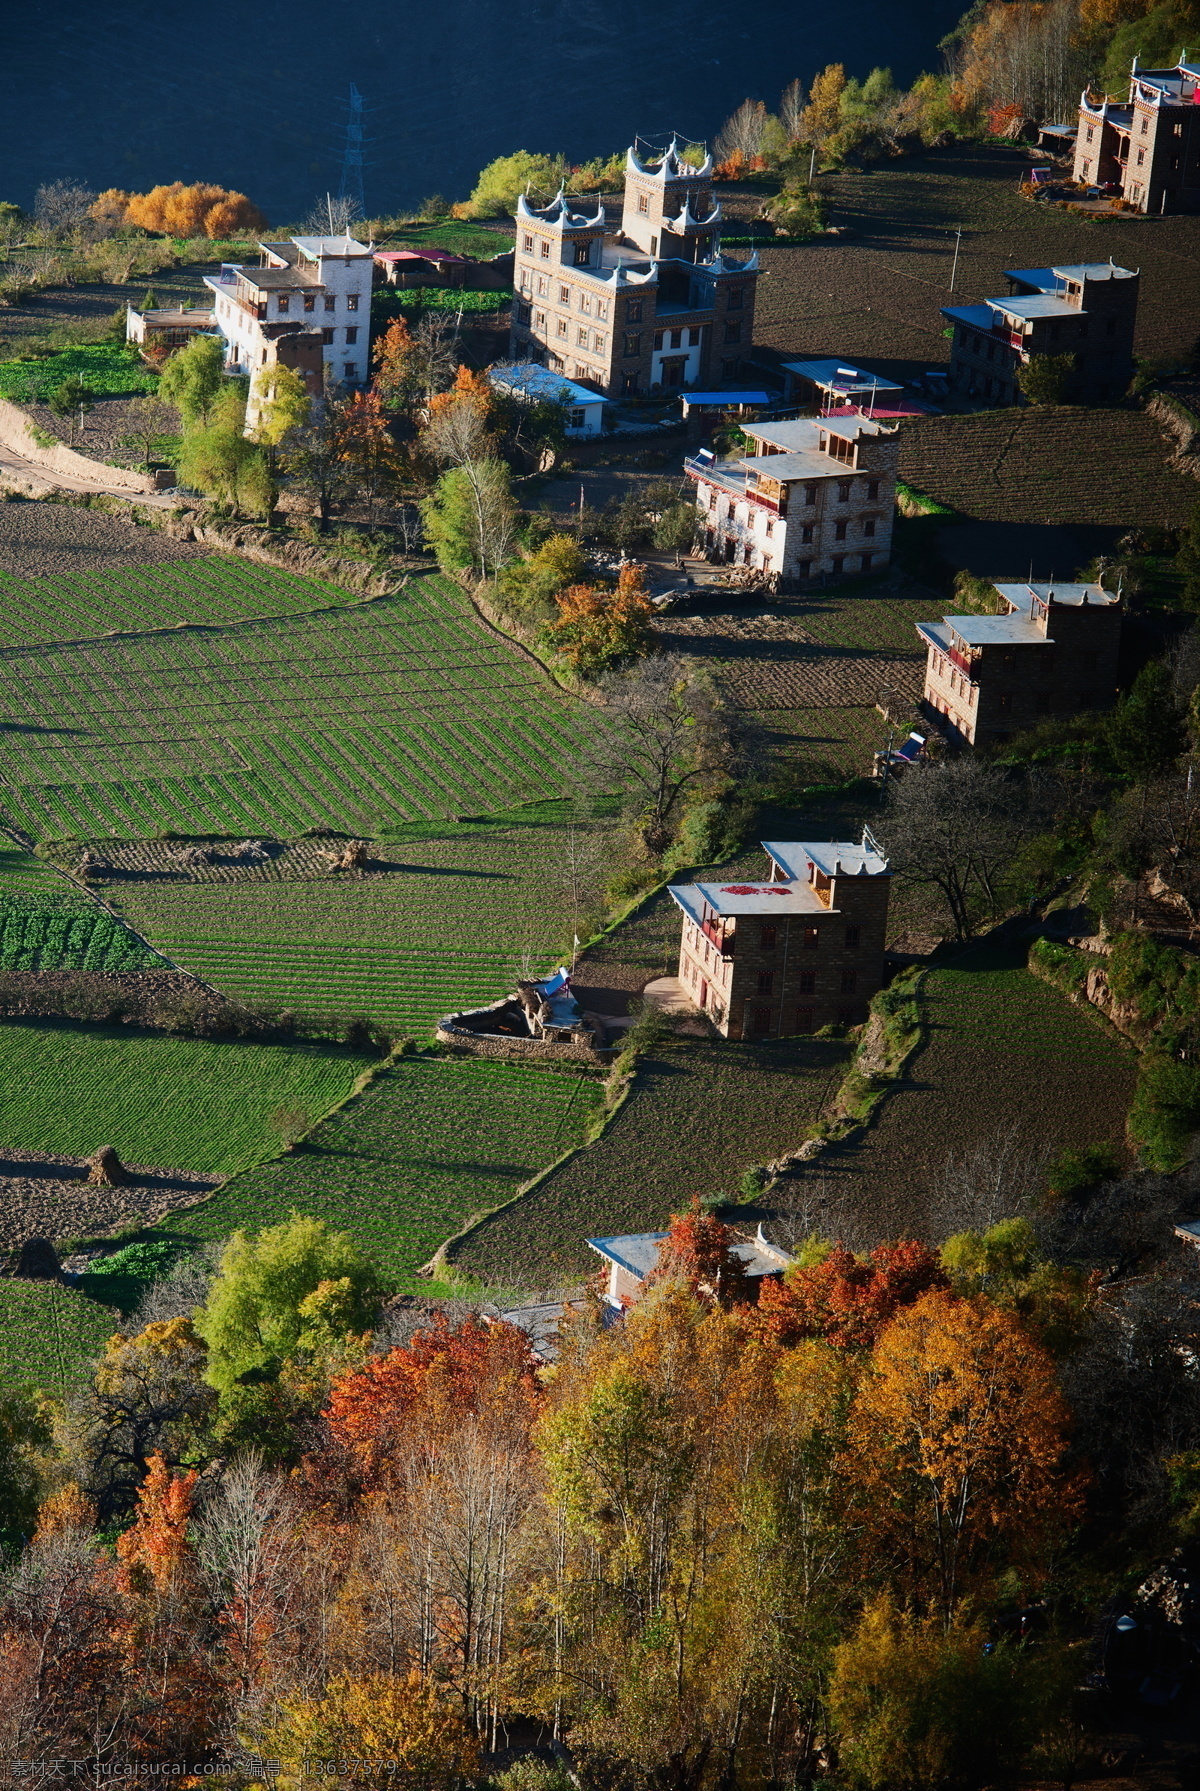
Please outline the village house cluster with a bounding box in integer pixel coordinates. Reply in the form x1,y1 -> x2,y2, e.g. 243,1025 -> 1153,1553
942,261 -> 1138,404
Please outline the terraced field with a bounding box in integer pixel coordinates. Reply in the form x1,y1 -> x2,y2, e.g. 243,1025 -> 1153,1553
0,555 -> 366,645
101,808 -> 611,1033
896,407 -> 1198,529
454,1033 -> 849,1285
0,1019 -> 370,1174
0,842 -> 153,972
0,572 -> 595,840
151,1054 -> 604,1287
0,1280 -> 119,1396
788,942 -> 1138,1246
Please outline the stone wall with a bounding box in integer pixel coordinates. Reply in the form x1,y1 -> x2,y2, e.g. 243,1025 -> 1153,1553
436,1018 -> 606,1061
0,399 -> 157,494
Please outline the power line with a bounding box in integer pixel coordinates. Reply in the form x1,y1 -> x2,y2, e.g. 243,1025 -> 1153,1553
337,82 -> 372,216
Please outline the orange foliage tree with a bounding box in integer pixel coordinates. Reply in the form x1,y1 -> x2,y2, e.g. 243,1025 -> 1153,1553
755,1240 -> 950,1349
648,1196 -> 753,1309
543,562 -> 656,675
120,183 -> 267,239
848,1291 -> 1076,1621
325,1314 -> 538,1487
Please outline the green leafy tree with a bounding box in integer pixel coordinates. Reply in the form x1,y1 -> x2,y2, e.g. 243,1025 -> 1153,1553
1108,661 -> 1188,780
420,457 -> 516,578
194,1212 -> 377,1395
0,1391 -> 49,1556
1018,352 -> 1076,405
250,362 -> 311,451
464,151 -> 568,218
158,335 -> 225,426
47,376 -> 94,441
497,532 -> 589,626
178,388 -> 275,518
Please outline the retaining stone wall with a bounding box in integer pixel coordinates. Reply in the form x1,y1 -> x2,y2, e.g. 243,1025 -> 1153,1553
0,400 -> 157,494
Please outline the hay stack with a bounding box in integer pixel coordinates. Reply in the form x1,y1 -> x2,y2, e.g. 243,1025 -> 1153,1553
329,839 -> 372,873
234,840 -> 272,863
87,1146 -> 127,1187
77,849 -> 112,879
14,1236 -> 62,1280
175,845 -> 214,868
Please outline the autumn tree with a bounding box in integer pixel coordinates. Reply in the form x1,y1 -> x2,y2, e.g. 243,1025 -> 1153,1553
497,532 -> 589,627
542,562 -> 657,677
373,311 -> 459,414
647,1196 -> 753,1309
194,1450 -> 301,1709
754,1240 -> 950,1349
253,1670 -> 482,1791
421,364 -> 496,468
280,370 -> 371,533
848,1291 -> 1074,1621
801,65 -> 849,152
464,151 -> 567,218
421,457 -> 517,579
250,362 -> 311,454
122,182 -> 267,239
340,388 -> 405,524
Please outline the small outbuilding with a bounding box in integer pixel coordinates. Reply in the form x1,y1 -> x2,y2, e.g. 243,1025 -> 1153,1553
488,363 -> 610,435
587,1226 -> 794,1309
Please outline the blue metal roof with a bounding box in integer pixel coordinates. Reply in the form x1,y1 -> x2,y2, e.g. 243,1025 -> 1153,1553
681,390 -> 771,404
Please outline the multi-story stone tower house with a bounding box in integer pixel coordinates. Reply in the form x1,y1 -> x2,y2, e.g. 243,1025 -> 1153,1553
669,834 -> 892,1039
509,140 -> 759,396
942,262 -> 1138,405
916,578 -> 1124,749
204,235 -> 374,398
685,414 -> 899,584
1074,58 -> 1200,214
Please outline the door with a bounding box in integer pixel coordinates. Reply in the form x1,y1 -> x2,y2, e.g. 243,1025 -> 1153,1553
699,979 -> 709,1009
750,1006 -> 772,1035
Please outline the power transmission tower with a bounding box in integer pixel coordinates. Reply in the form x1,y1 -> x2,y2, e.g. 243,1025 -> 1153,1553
337,83 -> 369,219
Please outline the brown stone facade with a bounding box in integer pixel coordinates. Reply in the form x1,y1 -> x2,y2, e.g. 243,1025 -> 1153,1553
509,141 -> 759,397
1075,60 -> 1200,216
944,263 -> 1138,406
670,842 -> 892,1040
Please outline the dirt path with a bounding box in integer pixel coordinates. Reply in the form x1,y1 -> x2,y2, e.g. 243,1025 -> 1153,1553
0,417 -> 179,509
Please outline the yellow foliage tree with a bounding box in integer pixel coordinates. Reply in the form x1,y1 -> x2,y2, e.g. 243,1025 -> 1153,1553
252,1670 -> 481,1791
122,182 -> 267,239
847,1291 -> 1075,1621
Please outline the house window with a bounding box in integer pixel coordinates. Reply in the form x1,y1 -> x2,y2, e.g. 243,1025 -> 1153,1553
867,479 -> 879,499
765,520 -> 773,537
654,331 -> 664,350
623,373 -> 638,395
1082,160 -> 1091,178
345,326 -> 358,344
570,409 -> 585,429
577,326 -> 589,347
670,328 -> 682,349
541,240 -> 551,259
799,970 -> 816,994
574,242 -> 591,266
795,1006 -> 815,1032
724,320 -> 742,344
845,925 -> 860,948
519,304 -> 532,325
346,294 -> 359,312
1141,117 -> 1149,133
593,332 -> 606,354
325,296 -> 336,312
1137,148 -> 1145,165
688,326 -> 701,346
559,285 -> 570,304
597,299 -> 608,320
322,327 -> 334,344
277,294 -> 290,313
864,517 -> 876,537
650,235 -> 658,253
757,970 -> 774,996
574,364 -> 589,380
624,332 -> 642,357
727,286 -> 744,309
751,1006 -> 772,1034
1086,125 -> 1094,142
832,555 -> 845,574
840,970 -> 858,994
798,560 -> 814,578
860,553 -> 872,571
760,924 -> 777,950
537,276 -> 548,297
523,233 -> 534,252
998,692 -> 1012,714
627,298 -> 643,323
837,480 -> 851,502
835,520 -> 848,541
803,483 -> 817,505
802,927 -> 819,951
638,193 -> 649,213
303,294 -> 315,311
535,310 -> 546,328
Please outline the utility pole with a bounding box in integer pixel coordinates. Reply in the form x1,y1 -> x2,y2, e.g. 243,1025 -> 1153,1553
808,143 -> 817,185
950,227 -> 963,291
337,82 -> 369,220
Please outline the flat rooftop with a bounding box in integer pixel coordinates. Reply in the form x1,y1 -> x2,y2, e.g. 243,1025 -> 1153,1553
784,358 -> 903,395
993,294 -> 1079,320
489,365 -> 608,407
943,303 -> 998,330
670,879 -> 832,921
587,1230 -> 792,1282
766,839 -> 890,879
918,616 -> 1050,651
995,580 -> 1120,610
1007,262 -> 1137,288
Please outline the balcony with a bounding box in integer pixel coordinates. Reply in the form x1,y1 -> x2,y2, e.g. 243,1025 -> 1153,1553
947,646 -> 978,682
700,916 -> 735,958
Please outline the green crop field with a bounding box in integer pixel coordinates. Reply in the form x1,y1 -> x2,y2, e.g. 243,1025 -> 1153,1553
0,571 -> 596,841
0,556 -> 370,648
807,943 -> 1138,1245
0,843 -> 152,973
105,808 -> 614,1034
454,1034 -> 849,1285
0,344 -> 159,402
151,1055 -> 604,1287
0,1280 -> 119,1396
0,1020 -> 370,1172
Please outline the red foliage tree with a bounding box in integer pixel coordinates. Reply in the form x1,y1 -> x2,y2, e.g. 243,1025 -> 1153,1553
754,1239 -> 951,1349
324,1315 -> 538,1486
647,1196 -> 754,1309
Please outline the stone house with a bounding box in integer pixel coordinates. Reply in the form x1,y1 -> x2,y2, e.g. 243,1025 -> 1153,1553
1074,58 -> 1200,214
509,140 -> 759,396
916,579 -> 1124,748
668,834 -> 892,1039
125,303 -> 216,349
587,1228 -> 794,1309
204,234 -> 374,397
942,261 -> 1138,405
684,414 -> 899,583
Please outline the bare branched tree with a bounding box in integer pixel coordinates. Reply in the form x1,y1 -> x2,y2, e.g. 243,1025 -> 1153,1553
194,1452 -> 299,1715
303,192 -> 363,237
34,181 -> 97,240
880,758 -> 1035,940
931,1122 -> 1053,1240
714,99 -> 769,162
780,77 -> 807,141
